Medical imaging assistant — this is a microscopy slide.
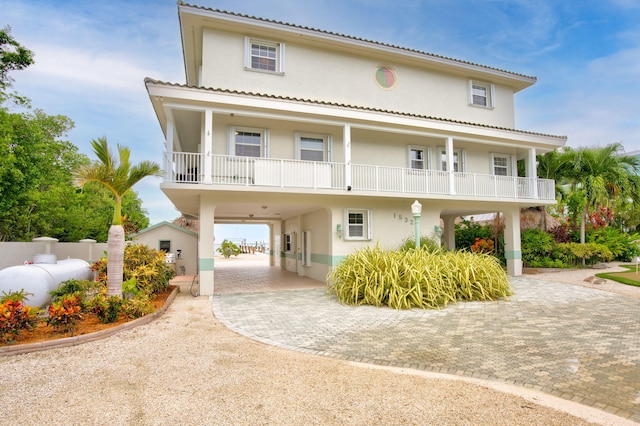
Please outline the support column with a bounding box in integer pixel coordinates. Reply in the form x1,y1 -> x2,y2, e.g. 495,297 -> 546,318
271,221 -> 283,270
446,136 -> 455,195
164,110 -> 175,179
343,124 -> 352,190
503,206 -> 522,276
528,147 -> 538,199
198,195 -> 215,295
442,216 -> 457,251
203,108 -> 213,184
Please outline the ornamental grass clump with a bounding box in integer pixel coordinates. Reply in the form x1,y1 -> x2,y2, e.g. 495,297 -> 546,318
327,244 -> 511,310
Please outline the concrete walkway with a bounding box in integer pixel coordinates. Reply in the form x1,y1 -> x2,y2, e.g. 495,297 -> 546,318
211,255 -> 640,423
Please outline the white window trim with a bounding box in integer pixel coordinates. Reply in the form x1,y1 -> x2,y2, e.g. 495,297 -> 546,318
490,153 -> 513,176
438,147 -> 465,172
244,37 -> 285,75
344,209 -> 372,241
283,233 -> 293,252
407,145 -> 428,170
295,132 -> 331,162
468,80 -> 495,109
228,126 -> 269,158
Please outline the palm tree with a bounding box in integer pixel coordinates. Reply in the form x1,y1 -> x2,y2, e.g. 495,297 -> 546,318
74,137 -> 162,297
534,149 -> 574,230
566,143 -> 640,244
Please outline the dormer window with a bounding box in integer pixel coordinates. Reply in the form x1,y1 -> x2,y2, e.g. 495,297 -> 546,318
245,37 -> 285,74
469,80 -> 494,108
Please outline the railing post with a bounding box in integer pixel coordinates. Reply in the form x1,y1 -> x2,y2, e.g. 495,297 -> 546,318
313,162 -> 317,189
245,157 -> 249,186
280,159 -> 284,188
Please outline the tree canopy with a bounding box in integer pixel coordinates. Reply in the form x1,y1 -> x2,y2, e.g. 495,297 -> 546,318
0,26 -> 34,104
0,29 -> 152,242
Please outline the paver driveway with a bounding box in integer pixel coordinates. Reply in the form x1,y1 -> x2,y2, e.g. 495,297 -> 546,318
212,258 -> 640,423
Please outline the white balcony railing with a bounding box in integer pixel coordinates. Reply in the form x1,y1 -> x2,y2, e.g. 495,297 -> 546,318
164,152 -> 555,201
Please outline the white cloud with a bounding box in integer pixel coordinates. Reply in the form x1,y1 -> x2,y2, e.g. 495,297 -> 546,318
25,44 -> 151,92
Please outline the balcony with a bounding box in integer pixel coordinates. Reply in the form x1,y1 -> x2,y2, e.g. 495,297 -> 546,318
164,152 -> 555,201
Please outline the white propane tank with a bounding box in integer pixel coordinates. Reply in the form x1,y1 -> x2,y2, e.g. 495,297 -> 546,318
33,253 -> 58,264
0,259 -> 92,308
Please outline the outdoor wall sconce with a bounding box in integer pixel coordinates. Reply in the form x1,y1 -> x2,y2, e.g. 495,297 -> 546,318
336,224 -> 343,239
434,225 -> 443,238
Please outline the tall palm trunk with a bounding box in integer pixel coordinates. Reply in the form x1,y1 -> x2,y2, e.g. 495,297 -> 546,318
580,204 -> 587,244
107,224 -> 125,297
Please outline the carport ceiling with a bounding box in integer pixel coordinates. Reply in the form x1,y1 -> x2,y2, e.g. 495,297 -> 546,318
214,202 -> 313,223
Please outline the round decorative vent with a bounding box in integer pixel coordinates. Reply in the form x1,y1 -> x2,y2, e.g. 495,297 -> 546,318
375,66 -> 397,89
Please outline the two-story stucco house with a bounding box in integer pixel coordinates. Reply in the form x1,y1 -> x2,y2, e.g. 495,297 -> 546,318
145,2 -> 566,295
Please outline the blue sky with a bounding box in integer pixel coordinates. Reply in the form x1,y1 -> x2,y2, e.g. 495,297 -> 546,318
2,0 -> 640,242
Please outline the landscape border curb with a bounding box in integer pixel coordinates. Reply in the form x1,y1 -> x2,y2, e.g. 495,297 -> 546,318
0,286 -> 180,357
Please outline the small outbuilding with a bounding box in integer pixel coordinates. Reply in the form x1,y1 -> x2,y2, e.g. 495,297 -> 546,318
131,222 -> 197,276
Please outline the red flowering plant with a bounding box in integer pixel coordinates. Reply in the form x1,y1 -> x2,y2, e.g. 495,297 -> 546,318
0,290 -> 41,343
46,294 -> 83,336
588,206 -> 615,229
471,237 -> 495,254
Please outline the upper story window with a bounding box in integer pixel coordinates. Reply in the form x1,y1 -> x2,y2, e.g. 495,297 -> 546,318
229,126 -> 269,157
245,37 -> 285,74
491,154 -> 512,176
469,80 -> 494,108
296,133 -> 330,162
345,209 -> 371,240
408,146 -> 428,170
439,148 -> 464,172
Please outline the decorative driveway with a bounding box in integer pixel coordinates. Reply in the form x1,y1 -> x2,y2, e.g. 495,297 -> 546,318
212,260 -> 640,423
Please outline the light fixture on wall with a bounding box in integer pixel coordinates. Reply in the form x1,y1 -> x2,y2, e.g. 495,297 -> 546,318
336,224 -> 343,239
434,225 -> 443,238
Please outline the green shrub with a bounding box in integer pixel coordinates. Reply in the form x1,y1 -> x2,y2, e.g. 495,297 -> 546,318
521,229 -> 555,266
87,294 -> 122,324
327,244 -> 511,310
556,242 -> 613,266
122,294 -> 154,319
588,228 -> 639,262
49,279 -> 104,305
455,218 -> 492,249
398,235 -> 442,253
217,240 -> 241,258
92,244 -> 175,296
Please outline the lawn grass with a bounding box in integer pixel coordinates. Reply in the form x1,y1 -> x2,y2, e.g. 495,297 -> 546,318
595,264 -> 640,287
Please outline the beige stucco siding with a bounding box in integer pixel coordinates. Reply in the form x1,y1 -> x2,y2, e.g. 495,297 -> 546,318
200,29 -> 517,128
299,208 -> 331,282
132,225 -> 198,276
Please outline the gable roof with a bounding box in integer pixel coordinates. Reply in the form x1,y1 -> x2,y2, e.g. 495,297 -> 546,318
177,1 -> 536,92
133,221 -> 198,238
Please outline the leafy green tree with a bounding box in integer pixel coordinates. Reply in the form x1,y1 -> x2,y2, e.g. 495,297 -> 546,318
537,149 -> 573,200
0,30 -> 152,244
0,26 -> 34,103
0,108 -> 78,240
217,240 -> 241,258
565,143 -> 640,244
74,137 -> 161,297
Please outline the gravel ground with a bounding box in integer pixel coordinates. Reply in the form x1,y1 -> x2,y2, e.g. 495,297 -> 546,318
1,265 -> 638,425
